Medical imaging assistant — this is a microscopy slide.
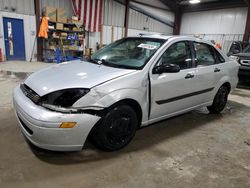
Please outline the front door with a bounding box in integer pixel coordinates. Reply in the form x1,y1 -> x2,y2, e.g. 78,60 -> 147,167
150,41 -> 198,120
3,17 -> 26,60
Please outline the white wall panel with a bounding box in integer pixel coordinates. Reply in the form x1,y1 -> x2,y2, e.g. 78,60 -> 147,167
181,8 -> 248,35
103,0 -> 173,34
130,1 -> 174,27
180,8 -> 248,53
103,0 -> 125,26
0,12 -> 36,61
128,8 -> 173,33
0,0 -> 34,15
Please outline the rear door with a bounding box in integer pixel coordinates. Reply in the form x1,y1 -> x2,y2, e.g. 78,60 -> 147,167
192,42 -> 218,103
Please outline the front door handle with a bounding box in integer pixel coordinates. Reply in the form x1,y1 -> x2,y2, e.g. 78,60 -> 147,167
214,68 -> 221,72
185,73 -> 194,79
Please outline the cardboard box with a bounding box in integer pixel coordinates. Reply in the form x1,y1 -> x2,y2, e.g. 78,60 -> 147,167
48,45 -> 56,50
63,45 -> 70,50
43,7 -> 57,22
60,32 -> 67,37
57,8 -> 67,23
69,46 -> 79,51
85,48 -> 92,56
73,27 -> 80,31
56,23 -> 63,30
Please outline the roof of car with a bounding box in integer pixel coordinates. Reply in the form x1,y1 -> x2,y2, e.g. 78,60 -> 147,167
128,34 -> 199,41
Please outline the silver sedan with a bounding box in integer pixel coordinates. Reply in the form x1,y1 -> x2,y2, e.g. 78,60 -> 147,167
13,35 -> 239,151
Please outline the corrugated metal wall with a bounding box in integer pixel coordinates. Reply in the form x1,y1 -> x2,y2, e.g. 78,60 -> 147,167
181,8 -> 247,35
40,0 -> 74,17
103,0 -> 125,27
180,7 -> 248,53
128,8 -> 172,33
103,0 -> 173,33
0,0 -> 35,15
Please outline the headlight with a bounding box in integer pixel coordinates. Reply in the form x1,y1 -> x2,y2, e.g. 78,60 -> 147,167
229,55 -> 239,62
40,88 -> 90,109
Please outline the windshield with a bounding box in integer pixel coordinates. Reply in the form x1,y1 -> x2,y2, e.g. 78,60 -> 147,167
243,45 -> 250,53
91,37 -> 165,69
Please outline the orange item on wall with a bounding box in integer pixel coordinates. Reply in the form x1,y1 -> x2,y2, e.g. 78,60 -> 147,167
0,48 -> 2,62
38,17 -> 49,38
215,43 -> 222,50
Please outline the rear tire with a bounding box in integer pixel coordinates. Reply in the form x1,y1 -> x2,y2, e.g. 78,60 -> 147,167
207,86 -> 229,114
91,104 -> 138,151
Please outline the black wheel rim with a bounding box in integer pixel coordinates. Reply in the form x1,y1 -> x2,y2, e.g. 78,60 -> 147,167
215,88 -> 228,111
106,110 -> 134,146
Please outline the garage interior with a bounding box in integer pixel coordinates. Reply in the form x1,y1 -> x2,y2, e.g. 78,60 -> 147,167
0,0 -> 250,187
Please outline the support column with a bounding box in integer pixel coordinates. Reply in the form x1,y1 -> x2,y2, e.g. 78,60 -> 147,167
243,7 -> 250,43
173,8 -> 181,35
34,0 -> 42,61
124,0 -> 129,37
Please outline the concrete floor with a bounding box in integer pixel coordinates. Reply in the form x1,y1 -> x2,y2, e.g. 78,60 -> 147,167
0,62 -> 250,188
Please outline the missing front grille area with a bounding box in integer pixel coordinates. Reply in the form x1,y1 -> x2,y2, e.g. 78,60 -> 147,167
17,115 -> 33,135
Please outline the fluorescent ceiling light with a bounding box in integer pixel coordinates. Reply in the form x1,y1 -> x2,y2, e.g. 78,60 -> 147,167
189,0 -> 201,4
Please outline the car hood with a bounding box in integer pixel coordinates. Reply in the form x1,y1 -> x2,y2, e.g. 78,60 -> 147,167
24,61 -> 136,96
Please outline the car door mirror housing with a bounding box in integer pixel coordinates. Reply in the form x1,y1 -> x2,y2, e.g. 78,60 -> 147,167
153,63 -> 181,74
232,49 -> 240,54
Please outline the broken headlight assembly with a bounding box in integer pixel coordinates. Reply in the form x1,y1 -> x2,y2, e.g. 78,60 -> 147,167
40,88 -> 90,113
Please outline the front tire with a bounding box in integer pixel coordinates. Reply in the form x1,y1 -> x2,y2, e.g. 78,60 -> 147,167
92,104 -> 138,151
207,86 -> 229,114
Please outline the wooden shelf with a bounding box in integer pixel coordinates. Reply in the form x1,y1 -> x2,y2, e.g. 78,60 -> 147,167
49,28 -> 84,33
48,20 -> 83,26
43,48 -> 83,52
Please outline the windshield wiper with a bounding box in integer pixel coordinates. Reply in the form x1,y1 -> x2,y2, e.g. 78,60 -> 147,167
87,58 -> 99,64
89,58 -> 137,69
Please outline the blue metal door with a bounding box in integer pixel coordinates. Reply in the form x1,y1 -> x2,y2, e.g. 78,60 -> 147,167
3,17 -> 26,60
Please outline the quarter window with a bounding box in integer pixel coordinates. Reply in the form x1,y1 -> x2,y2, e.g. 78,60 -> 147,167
194,42 -> 216,66
157,41 -> 192,70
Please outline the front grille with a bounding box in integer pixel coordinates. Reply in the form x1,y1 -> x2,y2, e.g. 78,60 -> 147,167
17,115 -> 33,135
240,59 -> 250,66
20,84 -> 41,104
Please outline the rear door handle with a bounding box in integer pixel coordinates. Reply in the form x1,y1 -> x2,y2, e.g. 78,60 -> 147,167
214,68 -> 221,72
185,73 -> 194,79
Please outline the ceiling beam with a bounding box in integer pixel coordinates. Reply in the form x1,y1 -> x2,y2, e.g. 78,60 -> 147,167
182,1 -> 247,12
243,0 -> 250,6
132,0 -> 170,11
159,0 -> 178,12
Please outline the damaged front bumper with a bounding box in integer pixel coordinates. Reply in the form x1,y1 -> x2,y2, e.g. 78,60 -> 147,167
13,85 -> 101,151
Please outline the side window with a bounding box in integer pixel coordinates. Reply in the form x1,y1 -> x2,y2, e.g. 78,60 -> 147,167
213,48 -> 225,63
194,42 -> 216,66
157,41 -> 192,70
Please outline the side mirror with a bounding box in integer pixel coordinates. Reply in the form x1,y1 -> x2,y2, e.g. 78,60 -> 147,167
232,49 -> 240,54
153,63 -> 180,74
